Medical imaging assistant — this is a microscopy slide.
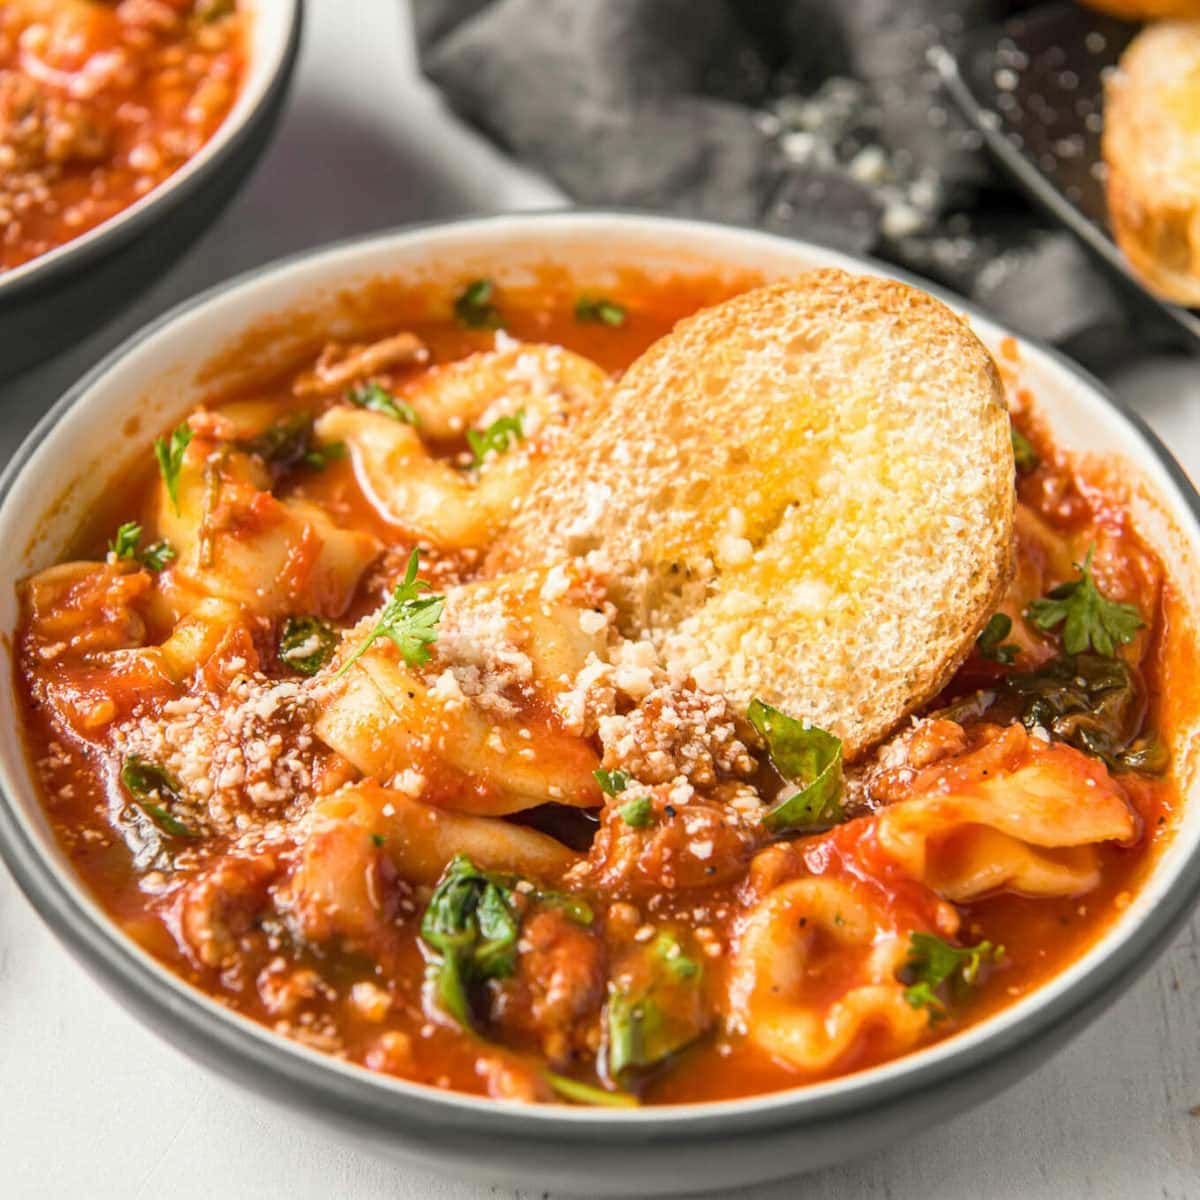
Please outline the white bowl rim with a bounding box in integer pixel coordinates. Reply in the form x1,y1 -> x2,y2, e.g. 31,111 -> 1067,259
1,209 -> 1198,1142
0,0 -> 304,299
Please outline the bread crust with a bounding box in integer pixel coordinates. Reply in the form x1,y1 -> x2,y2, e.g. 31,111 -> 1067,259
1103,20 -> 1200,306
490,270 -> 1016,760
1077,0 -> 1200,18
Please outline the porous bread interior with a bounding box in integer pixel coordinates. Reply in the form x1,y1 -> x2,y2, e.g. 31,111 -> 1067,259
489,269 -> 1015,760
1103,20 -> 1200,307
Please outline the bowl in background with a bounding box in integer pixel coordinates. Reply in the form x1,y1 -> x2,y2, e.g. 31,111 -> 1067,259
0,0 -> 303,382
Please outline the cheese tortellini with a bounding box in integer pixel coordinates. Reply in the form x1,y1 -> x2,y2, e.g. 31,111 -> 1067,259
158,443 -> 380,619
314,344 -> 609,549
874,725 -> 1137,901
731,878 -> 933,1073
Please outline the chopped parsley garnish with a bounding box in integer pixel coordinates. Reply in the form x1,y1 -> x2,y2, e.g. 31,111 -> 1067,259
347,381 -> 418,425
302,440 -> 347,470
1011,423 -> 1039,472
1025,545 -> 1144,657
618,795 -> 653,828
154,423 -> 193,516
899,932 -> 1003,1022
574,295 -> 627,326
370,833 -> 386,848
453,278 -> 502,329
419,854 -> 519,1029
977,612 -> 1019,665
545,1072 -> 639,1107
120,755 -> 197,839
748,698 -> 844,834
334,549 -> 445,678
278,615 -> 339,676
594,768 -> 629,796
109,522 -> 176,573
110,521 -> 141,560
139,540 -> 176,572
466,411 -> 525,468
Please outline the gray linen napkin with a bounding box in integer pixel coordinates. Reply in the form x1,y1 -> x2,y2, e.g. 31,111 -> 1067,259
413,0 -> 1155,367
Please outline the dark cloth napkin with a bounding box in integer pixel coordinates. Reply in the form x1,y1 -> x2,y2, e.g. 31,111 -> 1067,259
412,0 -> 1170,369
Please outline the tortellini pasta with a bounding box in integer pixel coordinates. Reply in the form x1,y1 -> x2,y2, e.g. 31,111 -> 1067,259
731,877 -> 932,1073
158,444 -> 380,618
874,725 -> 1137,901
284,781 -> 578,947
314,573 -> 607,815
314,344 -> 609,549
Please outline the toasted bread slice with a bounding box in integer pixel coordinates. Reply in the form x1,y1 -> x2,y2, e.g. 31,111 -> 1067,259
1103,21 -> 1200,307
1078,1 -> 1200,18
488,270 -> 1015,760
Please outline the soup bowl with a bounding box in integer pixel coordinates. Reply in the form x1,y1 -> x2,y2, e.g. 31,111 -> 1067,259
0,0 -> 303,381
0,212 -> 1197,1195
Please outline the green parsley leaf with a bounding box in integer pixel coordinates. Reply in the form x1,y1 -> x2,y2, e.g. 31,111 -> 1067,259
977,612 -> 1019,665
334,549 -> 445,679
545,1072 -> 639,1107
574,296 -> 627,326
278,615 -> 339,676
748,699 -> 844,833
899,932 -> 1003,1022
1025,545 -> 1144,656
370,833 -> 386,848
154,423 -> 193,516
110,521 -> 141,560
594,768 -> 629,796
302,440 -> 347,470
138,540 -> 176,572
453,278 -> 502,329
347,381 -> 418,425
618,795 -> 653,828
1011,424 -> 1039,472
120,755 -> 197,839
605,931 -> 709,1081
420,854 -> 520,1029
109,522 -> 175,572
466,411 -> 525,468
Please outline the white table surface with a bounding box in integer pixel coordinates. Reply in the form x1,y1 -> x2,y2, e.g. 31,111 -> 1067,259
2,3 -> 1200,1196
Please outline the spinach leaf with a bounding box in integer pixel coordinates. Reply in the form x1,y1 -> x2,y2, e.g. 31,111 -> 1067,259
240,412 -> 315,469
976,612 -> 1019,664
605,932 -> 708,1082
1005,653 -> 1155,770
748,698 -> 844,833
120,755 -> 198,839
278,615 -> 339,676
545,1072 -> 638,1107
420,854 -> 520,1029
574,296 -> 627,326
454,278 -> 502,329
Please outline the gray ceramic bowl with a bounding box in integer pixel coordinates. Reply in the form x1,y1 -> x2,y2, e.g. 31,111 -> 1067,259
0,0 -> 303,382
0,214 -> 1198,1195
